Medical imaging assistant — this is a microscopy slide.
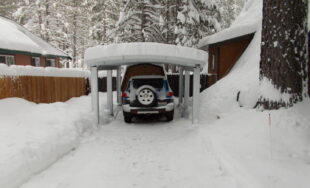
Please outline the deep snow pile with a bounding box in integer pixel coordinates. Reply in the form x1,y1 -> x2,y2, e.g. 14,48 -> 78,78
197,0 -> 310,187
0,96 -> 97,188
200,28 -> 261,117
0,64 -> 115,78
199,100 -> 310,188
199,0 -> 262,116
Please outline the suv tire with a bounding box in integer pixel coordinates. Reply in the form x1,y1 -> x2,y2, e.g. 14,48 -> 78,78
123,112 -> 132,123
136,85 -> 157,107
166,110 -> 174,122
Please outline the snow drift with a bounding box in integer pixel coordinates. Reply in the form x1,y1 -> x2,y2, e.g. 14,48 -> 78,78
200,0 -> 262,117
0,96 -> 96,188
0,64 -> 116,78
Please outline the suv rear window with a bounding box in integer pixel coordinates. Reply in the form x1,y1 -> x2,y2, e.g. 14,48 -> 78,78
132,78 -> 164,89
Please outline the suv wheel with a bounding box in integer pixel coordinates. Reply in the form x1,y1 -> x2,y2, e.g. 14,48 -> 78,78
123,112 -> 132,123
137,86 -> 156,106
166,110 -> 174,122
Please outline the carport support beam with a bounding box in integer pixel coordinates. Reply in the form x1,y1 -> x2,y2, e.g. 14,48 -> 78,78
178,66 -> 184,106
116,67 -> 121,106
107,70 -> 113,116
192,65 -> 200,124
90,66 -> 99,125
183,70 -> 190,117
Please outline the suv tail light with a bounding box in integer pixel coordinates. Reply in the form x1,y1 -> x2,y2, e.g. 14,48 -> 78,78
122,92 -> 129,98
167,91 -> 174,97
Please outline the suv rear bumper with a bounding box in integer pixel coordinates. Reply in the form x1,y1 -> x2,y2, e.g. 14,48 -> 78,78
122,103 -> 174,114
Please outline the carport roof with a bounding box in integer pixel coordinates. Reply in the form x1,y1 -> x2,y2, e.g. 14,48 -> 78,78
85,42 -> 208,68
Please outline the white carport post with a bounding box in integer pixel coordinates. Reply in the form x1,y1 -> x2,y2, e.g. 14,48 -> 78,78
107,70 -> 113,116
192,65 -> 200,124
178,66 -> 184,106
183,70 -> 190,117
116,67 -> 122,106
90,66 -> 99,125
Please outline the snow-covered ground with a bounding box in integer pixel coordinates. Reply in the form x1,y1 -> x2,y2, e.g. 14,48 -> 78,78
0,96 -> 97,188
1,94 -> 309,188
1,1 -> 309,187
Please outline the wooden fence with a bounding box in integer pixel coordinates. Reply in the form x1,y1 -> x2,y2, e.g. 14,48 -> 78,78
0,76 -> 88,103
0,74 -> 208,104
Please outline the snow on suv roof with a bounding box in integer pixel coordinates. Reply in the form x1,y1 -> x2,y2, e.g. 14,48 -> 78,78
85,42 -> 208,68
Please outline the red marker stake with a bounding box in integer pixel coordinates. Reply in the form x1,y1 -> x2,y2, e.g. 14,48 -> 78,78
269,113 -> 273,160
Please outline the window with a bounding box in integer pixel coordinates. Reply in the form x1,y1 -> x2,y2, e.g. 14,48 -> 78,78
46,58 -> 56,67
133,78 -> 164,89
0,55 -> 15,66
212,54 -> 215,71
31,57 -> 41,67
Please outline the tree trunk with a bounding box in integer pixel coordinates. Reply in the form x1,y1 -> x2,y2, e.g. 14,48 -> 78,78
140,1 -> 146,42
259,0 -> 308,109
44,0 -> 50,42
73,13 -> 77,67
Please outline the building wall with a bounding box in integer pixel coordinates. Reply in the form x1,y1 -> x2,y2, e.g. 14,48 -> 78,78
0,53 -> 62,68
15,54 -> 31,66
217,39 -> 250,78
40,56 -> 46,67
206,34 -> 253,87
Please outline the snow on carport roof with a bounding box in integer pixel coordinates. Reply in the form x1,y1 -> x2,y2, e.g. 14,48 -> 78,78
85,42 -> 208,68
198,0 -> 262,48
0,16 -> 69,58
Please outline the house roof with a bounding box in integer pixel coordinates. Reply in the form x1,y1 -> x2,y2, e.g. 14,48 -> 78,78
198,0 -> 262,48
0,16 -> 70,59
85,42 -> 208,69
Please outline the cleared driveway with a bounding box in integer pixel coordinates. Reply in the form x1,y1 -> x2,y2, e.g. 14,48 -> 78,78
20,115 -> 242,188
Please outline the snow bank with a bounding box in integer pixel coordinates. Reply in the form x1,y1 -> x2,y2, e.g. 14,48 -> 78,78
200,27 -> 261,117
0,64 -> 89,78
201,99 -> 310,188
85,42 -> 208,68
0,16 -> 68,58
198,0 -> 262,47
0,96 -> 97,188
0,64 -> 119,78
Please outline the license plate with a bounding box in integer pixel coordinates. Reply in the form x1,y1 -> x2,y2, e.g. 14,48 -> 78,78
158,101 -> 167,105
137,111 -> 159,114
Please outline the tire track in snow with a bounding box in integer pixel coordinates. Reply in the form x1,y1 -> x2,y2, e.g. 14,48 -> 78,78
19,117 -> 256,188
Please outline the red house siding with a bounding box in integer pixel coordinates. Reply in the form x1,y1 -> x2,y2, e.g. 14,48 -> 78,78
13,55 -> 61,68
15,54 -> 31,66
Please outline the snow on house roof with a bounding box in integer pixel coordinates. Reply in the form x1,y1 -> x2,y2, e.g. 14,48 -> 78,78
198,0 -> 262,47
0,16 -> 70,58
85,42 -> 208,69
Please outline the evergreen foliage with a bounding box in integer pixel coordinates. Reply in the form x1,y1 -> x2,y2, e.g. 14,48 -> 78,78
1,0 -> 244,68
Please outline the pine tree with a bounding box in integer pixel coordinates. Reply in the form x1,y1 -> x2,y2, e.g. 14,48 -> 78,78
158,0 -> 181,44
175,0 -> 222,47
217,0 -> 245,29
89,0 -> 121,45
114,0 -> 165,43
0,0 -> 19,19
259,0 -> 308,109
